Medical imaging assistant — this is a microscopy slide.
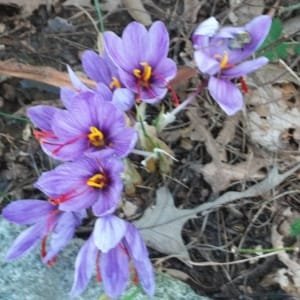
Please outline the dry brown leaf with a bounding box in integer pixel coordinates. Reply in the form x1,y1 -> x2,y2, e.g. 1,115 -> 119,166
0,60 -> 96,89
187,109 -> 266,192
229,0 -> 264,24
63,0 -> 92,8
252,63 -> 300,86
122,0 -> 152,26
247,84 -> 300,152
216,115 -> 240,147
135,165 -> 300,258
269,207 -> 300,295
283,16 -> 300,37
191,155 -> 266,193
183,0 -> 204,23
101,0 -> 121,12
0,0 -> 58,16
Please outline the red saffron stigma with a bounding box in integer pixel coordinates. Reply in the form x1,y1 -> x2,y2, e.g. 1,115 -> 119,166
132,269 -> 139,285
96,252 -> 102,282
167,84 -> 180,107
240,77 -> 249,94
41,236 -> 47,258
33,130 -> 56,141
49,193 -> 71,205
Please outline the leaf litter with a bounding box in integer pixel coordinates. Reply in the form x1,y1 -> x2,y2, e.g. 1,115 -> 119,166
1,1 -> 300,298
135,164 -> 300,259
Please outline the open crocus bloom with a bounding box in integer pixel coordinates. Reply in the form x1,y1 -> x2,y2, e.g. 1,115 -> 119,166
2,199 -> 84,264
71,215 -> 155,299
35,151 -> 123,215
193,15 -> 272,115
29,92 -> 137,161
104,21 -> 177,103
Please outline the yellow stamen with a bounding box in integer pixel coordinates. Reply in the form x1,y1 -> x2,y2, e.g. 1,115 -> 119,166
133,69 -> 142,78
140,62 -> 152,82
109,76 -> 121,89
133,62 -> 152,87
86,173 -> 107,189
215,52 -> 230,69
88,126 -> 105,147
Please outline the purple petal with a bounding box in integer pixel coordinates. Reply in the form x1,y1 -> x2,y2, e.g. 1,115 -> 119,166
222,57 -> 268,78
100,247 -> 129,299
124,224 -> 155,296
215,26 -> 244,39
92,180 -> 123,216
122,21 -> 147,66
112,88 -> 135,111
140,86 -> 168,103
67,65 -> 90,92
81,50 -> 112,85
94,98 -> 122,129
60,87 -> 76,110
6,223 -> 45,261
146,21 -> 169,67
95,83 -> 113,101
43,212 -> 79,263
59,187 -> 98,212
27,105 -> 60,131
104,32 -> 133,72
245,15 -> 272,52
70,237 -> 98,297
34,161 -> 92,198
2,200 -> 55,225
228,15 -> 272,64
109,127 -> 137,157
193,17 -> 219,37
208,76 -> 243,116
93,215 -> 127,252
194,50 -> 220,75
154,57 -> 177,83
116,68 -> 137,92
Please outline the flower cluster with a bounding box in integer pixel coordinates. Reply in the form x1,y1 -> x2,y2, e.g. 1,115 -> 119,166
1,20 -> 178,300
192,15 -> 271,115
2,15 -> 271,299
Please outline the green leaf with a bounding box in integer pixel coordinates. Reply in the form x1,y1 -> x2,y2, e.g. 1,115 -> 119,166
260,18 -> 283,50
290,218 -> 300,236
257,18 -> 300,61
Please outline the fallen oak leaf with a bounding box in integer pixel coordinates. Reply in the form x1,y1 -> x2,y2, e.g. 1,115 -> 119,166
0,60 -> 96,89
135,165 -> 300,258
190,156 -> 266,194
122,0 -> 152,26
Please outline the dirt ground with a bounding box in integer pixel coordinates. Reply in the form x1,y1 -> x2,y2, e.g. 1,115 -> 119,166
1,1 -> 300,299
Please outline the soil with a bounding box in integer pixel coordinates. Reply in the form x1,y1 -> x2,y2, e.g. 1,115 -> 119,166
1,1 -> 300,300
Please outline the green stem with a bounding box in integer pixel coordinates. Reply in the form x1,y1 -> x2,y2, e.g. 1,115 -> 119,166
237,247 -> 296,254
0,111 -> 29,122
93,0 -> 105,32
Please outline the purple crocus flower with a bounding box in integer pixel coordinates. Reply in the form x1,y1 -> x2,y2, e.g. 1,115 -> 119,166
71,215 -> 155,299
2,199 -> 84,264
35,151 -> 123,215
104,21 -> 177,103
62,64 -> 135,112
193,15 -> 272,115
29,91 -> 137,161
